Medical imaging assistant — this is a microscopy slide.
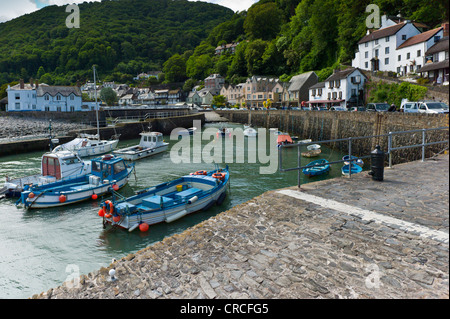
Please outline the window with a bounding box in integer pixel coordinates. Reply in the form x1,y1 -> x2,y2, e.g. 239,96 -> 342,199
15,93 -> 20,100
365,51 -> 368,58
15,103 -> 20,110
332,92 -> 337,99
385,36 -> 390,42
410,65 -> 414,72
56,95 -> 61,101
398,55 -> 401,61
417,50 -> 421,57
338,91 -> 342,99
113,161 -> 126,174
92,161 -> 101,172
365,62 -> 369,68
375,49 -> 379,57
402,35 -> 407,40
312,89 -> 316,96
351,89 -> 356,96
318,89 -> 322,96
365,42 -> 368,47
57,106 -> 61,112
397,67 -> 401,73
407,52 -> 410,59
375,39 -> 379,45
335,80 -> 340,88
385,58 -> 389,65
70,94 -> 74,100
416,65 -> 421,72
45,95 -> 49,101
385,47 -> 389,54
328,93 -> 331,100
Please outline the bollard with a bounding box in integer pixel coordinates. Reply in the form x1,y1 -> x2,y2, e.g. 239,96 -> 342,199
369,145 -> 384,181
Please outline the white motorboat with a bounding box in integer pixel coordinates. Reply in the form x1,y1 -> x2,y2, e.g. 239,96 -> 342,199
53,65 -> 120,157
2,150 -> 91,197
113,132 -> 168,161
53,133 -> 119,157
243,127 -> 257,137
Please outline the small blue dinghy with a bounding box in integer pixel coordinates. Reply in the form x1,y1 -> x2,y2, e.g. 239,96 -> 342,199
341,164 -> 363,176
342,155 -> 364,167
302,159 -> 330,177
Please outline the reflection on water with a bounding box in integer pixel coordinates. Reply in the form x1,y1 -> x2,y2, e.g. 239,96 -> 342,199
0,122 -> 348,298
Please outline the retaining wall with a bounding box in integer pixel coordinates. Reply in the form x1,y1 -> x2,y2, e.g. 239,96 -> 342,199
0,113 -> 204,157
218,110 -> 449,164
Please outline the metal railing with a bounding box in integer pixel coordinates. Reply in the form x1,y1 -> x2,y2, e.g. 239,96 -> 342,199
278,126 -> 449,188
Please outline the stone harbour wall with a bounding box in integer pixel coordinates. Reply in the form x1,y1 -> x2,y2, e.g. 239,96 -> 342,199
218,110 -> 449,165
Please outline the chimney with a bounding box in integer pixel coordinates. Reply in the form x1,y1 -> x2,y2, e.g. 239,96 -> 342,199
20,79 -> 24,89
35,80 -> 39,89
442,22 -> 449,37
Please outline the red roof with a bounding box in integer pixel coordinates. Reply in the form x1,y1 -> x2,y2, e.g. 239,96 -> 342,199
397,27 -> 443,49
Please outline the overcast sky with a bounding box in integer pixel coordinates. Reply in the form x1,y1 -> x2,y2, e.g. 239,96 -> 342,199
0,0 -> 258,23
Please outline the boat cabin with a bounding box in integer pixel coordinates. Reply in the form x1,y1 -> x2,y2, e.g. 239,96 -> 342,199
41,151 -> 86,180
91,154 -> 128,181
139,132 -> 164,147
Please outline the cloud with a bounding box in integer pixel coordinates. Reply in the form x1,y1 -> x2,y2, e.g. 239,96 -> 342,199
0,0 -> 38,23
0,0 -> 256,23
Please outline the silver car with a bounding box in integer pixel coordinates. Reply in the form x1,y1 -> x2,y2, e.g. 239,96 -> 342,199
418,102 -> 449,114
401,102 -> 420,113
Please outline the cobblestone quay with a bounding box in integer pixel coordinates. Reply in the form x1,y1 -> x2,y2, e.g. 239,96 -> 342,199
35,155 -> 449,299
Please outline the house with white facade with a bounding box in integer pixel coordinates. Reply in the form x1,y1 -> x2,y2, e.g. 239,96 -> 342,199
307,68 -> 367,109
220,83 -> 245,106
395,27 -> 444,75
244,76 -> 279,108
352,20 -> 421,72
7,80 -> 86,112
417,35 -> 449,84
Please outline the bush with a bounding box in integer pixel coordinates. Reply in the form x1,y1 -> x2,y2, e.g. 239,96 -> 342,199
416,77 -> 429,85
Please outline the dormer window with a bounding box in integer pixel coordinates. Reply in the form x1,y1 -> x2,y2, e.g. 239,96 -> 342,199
56,95 -> 61,101
70,94 -> 74,100
45,94 -> 50,101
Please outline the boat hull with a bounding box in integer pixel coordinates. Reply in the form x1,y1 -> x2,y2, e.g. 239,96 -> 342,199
341,164 -> 363,176
302,159 -> 330,177
113,144 -> 168,161
103,168 -> 230,230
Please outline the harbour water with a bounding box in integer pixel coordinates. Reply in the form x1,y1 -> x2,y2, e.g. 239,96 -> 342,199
0,122 -> 349,298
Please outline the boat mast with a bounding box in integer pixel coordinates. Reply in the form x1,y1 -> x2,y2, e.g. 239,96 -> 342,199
93,65 -> 100,141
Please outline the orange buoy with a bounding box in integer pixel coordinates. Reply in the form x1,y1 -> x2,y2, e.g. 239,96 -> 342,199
92,194 -> 98,200
113,184 -> 119,191
105,213 -> 112,219
98,209 -> 104,217
113,215 -> 120,223
59,195 -> 66,203
139,223 -> 149,232
28,192 -> 35,198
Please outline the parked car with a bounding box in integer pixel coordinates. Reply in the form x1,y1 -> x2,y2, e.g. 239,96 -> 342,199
417,101 -> 449,114
329,106 -> 347,111
350,107 -> 366,112
400,102 -> 420,113
366,103 -> 390,112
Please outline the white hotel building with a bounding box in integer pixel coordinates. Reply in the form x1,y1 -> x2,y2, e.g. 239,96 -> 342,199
6,80 -> 97,112
352,16 -> 446,77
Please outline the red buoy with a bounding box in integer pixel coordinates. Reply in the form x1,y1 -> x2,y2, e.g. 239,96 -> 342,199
139,223 -> 149,232
59,195 -> 66,203
92,194 -> 98,200
105,213 -> 112,219
113,215 -> 120,223
98,209 -> 104,217
112,184 -> 119,191
28,192 -> 35,199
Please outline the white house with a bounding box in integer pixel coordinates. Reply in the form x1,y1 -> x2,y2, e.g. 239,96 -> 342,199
186,91 -> 202,106
7,80 -> 85,112
352,20 -> 421,72
417,35 -> 449,84
395,27 -> 444,75
307,68 -> 368,109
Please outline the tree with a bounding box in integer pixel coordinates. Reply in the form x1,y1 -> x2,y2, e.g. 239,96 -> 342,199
163,54 -> 187,83
212,95 -> 227,107
244,2 -> 283,41
36,66 -> 46,79
99,87 -> 118,106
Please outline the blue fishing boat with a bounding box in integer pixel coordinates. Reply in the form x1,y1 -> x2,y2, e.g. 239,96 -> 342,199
99,166 -> 230,232
341,164 -> 363,176
17,154 -> 134,209
342,155 -> 364,167
302,159 -> 330,177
